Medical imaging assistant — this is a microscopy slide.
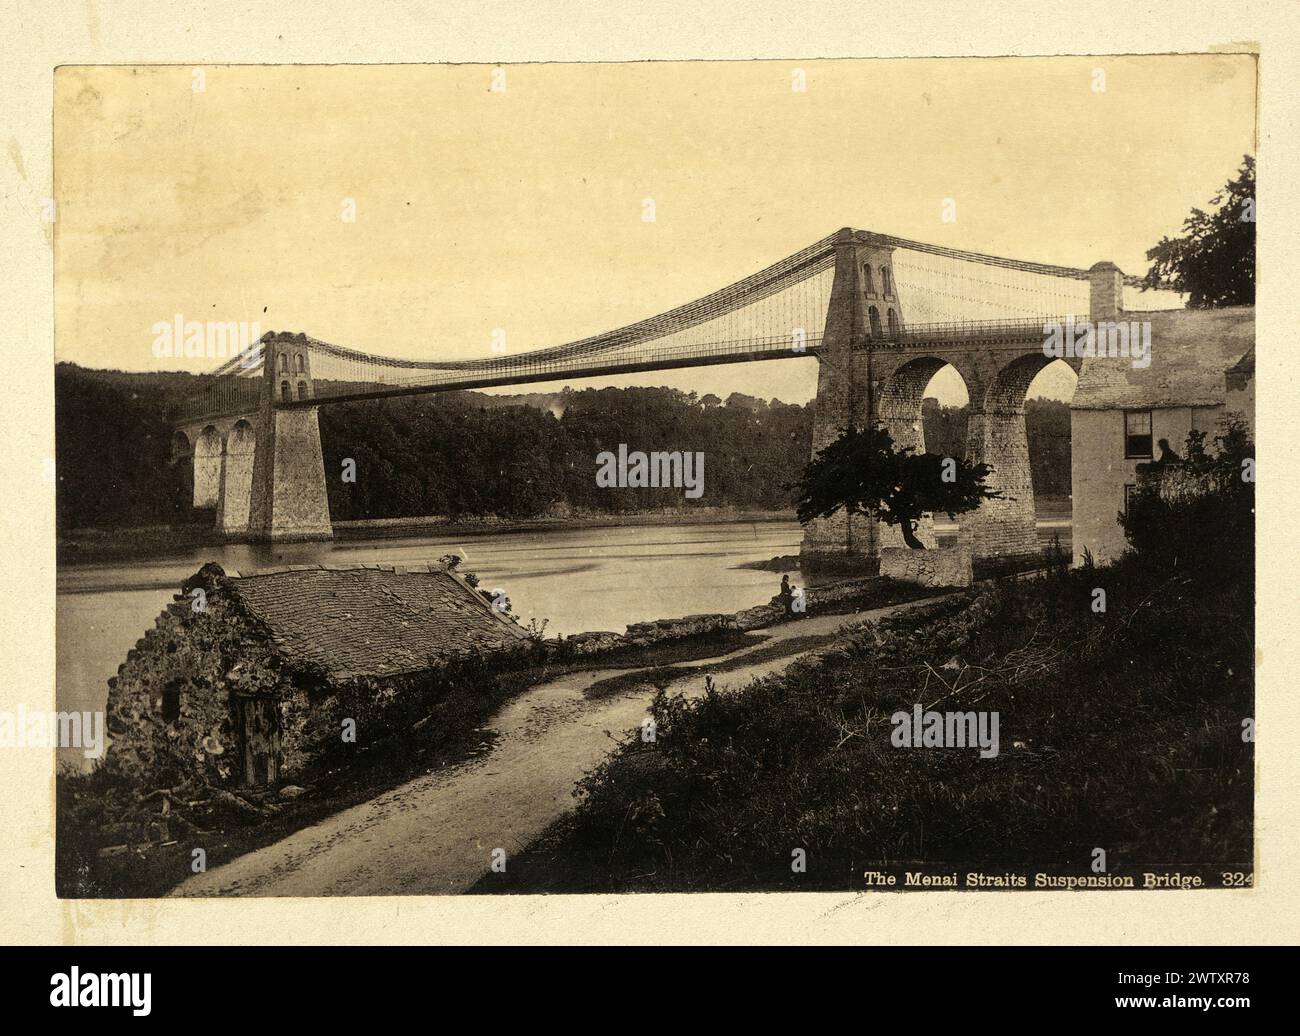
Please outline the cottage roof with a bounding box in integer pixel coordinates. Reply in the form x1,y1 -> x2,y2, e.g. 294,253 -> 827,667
218,562 -> 530,681
1070,306 -> 1254,410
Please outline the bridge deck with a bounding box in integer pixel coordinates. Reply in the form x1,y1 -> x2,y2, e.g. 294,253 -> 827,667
175,316 -> 1062,423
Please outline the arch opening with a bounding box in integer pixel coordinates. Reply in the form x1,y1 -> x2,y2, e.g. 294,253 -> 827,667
226,419 -> 255,455
875,357 -> 973,551
193,425 -> 223,509
217,419 -> 257,535
968,353 -> 1080,565
880,357 -> 969,458
170,429 -> 192,464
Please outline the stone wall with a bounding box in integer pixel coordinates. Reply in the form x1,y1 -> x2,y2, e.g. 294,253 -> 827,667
562,613 -> 739,657
878,546 -> 973,588
559,576 -> 890,656
104,576 -> 286,787
1139,460 -> 1232,504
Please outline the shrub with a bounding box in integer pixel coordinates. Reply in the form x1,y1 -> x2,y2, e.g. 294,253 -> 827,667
1120,417 -> 1254,577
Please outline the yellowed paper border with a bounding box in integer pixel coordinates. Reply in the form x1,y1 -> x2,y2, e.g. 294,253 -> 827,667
1,0 -> 1296,945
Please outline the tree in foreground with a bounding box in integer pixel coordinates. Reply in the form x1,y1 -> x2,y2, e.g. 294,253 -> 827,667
794,426 -> 1002,549
1140,154 -> 1255,308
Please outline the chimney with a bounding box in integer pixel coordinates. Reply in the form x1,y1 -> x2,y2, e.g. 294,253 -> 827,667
1088,262 -> 1124,321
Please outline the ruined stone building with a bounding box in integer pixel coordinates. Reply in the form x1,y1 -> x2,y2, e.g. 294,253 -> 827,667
104,562 -> 532,789
1070,306 -> 1255,564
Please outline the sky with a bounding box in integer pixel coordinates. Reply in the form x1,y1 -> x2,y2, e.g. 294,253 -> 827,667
54,55 -> 1257,406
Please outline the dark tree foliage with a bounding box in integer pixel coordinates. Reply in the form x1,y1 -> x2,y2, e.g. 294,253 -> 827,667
794,426 -> 1001,548
1119,417 -> 1254,577
316,385 -> 816,520
56,366 -> 819,528
54,364 -> 195,529
1140,154 -> 1255,308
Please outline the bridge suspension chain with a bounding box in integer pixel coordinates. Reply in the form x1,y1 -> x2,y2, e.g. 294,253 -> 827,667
172,227 -> 1184,423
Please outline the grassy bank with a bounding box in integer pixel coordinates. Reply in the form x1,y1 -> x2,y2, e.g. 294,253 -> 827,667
475,549 -> 1253,893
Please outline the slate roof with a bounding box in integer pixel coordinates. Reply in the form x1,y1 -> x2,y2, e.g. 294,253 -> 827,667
1071,306 -> 1254,410
223,563 -> 530,681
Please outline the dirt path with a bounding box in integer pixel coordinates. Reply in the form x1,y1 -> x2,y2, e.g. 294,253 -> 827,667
172,597 -> 946,896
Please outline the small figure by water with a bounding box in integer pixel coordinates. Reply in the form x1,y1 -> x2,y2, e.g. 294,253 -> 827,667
778,574 -> 794,617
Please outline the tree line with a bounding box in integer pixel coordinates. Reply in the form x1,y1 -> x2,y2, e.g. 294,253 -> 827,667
54,364 -> 1073,529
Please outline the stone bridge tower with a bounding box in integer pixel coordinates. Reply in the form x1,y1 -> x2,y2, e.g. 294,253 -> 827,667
800,228 -> 1094,572
801,229 -> 909,560
247,332 -> 333,541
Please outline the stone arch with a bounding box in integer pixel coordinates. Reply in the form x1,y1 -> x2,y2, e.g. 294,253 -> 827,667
964,351 -> 1079,565
170,430 -> 195,510
217,419 -> 256,535
193,425 -> 223,509
878,356 -> 964,455
170,429 -> 192,464
983,352 -> 1061,414
876,357 -> 972,550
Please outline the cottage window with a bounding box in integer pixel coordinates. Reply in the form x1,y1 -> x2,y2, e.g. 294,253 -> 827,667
161,680 -> 182,725
1124,410 -> 1153,459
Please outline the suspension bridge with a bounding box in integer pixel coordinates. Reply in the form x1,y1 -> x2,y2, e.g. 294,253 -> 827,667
168,227 -> 1178,563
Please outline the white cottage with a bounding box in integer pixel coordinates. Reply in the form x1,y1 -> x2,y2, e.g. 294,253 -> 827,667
1069,306 -> 1255,565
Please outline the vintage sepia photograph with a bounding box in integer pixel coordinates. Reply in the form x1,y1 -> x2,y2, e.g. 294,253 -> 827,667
49,54 -> 1256,899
